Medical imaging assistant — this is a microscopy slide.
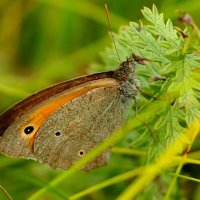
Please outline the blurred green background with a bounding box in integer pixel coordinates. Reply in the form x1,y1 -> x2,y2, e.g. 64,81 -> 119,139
0,0 -> 200,200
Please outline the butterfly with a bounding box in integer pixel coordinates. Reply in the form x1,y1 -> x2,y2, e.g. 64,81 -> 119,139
0,56 -> 139,170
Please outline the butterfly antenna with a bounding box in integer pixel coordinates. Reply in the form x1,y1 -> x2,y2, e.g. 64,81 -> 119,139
105,4 -> 121,61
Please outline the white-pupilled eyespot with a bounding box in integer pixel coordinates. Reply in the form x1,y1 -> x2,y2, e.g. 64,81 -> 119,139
24,126 -> 34,134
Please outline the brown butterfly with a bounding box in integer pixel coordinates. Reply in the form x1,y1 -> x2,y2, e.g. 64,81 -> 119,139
0,57 -> 139,170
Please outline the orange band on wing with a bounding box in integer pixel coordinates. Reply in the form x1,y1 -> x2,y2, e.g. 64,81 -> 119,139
19,78 -> 119,147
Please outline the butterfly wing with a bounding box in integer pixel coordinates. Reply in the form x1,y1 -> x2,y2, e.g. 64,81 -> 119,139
0,76 -> 131,169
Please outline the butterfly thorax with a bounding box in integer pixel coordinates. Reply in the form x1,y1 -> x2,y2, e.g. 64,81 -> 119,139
114,59 -> 140,101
